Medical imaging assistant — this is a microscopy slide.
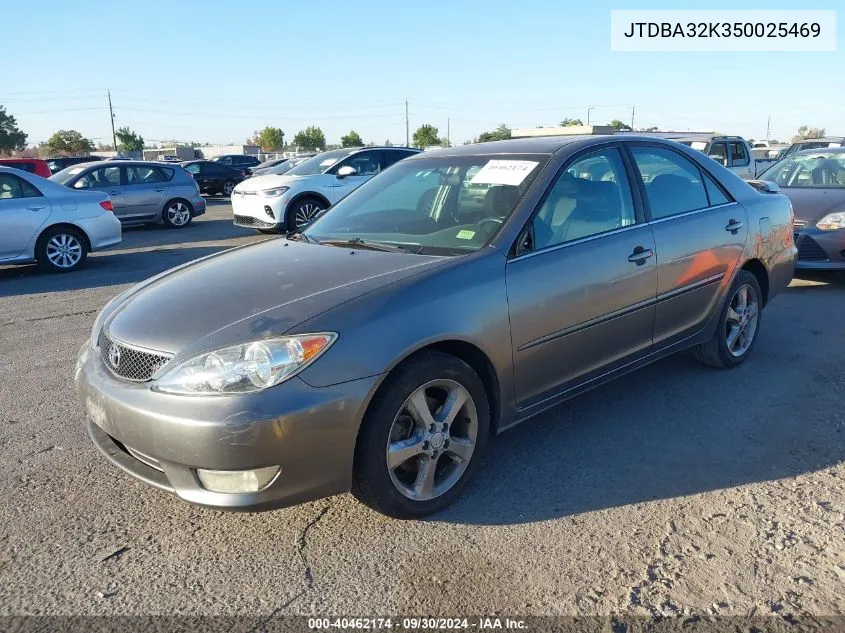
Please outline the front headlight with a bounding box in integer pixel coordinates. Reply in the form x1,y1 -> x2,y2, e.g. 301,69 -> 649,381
259,186 -> 290,198
152,333 -> 336,395
817,212 -> 845,231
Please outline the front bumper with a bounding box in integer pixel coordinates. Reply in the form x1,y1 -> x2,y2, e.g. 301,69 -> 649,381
794,227 -> 845,270
231,192 -> 285,230
75,342 -> 378,511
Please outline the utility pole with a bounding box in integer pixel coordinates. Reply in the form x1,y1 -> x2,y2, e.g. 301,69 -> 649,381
766,115 -> 771,143
405,100 -> 409,147
108,90 -> 117,151
447,117 -> 450,147
631,105 -> 635,131
587,106 -> 594,126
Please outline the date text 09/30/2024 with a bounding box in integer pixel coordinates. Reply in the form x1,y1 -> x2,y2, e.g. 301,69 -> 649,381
308,617 -> 527,630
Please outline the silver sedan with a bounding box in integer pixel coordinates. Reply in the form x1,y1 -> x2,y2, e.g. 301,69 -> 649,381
0,166 -> 121,272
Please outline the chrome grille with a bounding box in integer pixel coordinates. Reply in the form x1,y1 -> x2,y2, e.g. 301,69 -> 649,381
97,330 -> 173,382
234,214 -> 275,229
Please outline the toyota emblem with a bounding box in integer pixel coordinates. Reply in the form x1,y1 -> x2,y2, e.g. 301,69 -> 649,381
108,345 -> 121,369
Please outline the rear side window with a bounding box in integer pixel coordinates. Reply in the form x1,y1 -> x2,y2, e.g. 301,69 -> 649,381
381,150 -> 415,169
0,174 -> 42,199
3,161 -> 36,174
703,173 -> 730,205
184,163 -> 200,174
126,166 -> 168,184
630,146 -> 710,219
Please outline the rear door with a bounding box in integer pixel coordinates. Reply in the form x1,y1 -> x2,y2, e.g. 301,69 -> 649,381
0,173 -> 51,260
123,165 -> 170,220
71,165 -> 126,217
627,143 -> 748,348
328,150 -> 383,203
506,145 -> 658,410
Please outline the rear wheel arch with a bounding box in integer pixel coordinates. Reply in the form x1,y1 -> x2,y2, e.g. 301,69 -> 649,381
35,222 -> 91,254
740,258 -> 770,306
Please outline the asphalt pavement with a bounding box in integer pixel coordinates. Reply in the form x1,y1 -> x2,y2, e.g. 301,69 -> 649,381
1,201 -> 843,621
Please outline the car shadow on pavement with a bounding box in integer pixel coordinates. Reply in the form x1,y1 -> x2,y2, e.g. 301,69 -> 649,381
0,244 -> 239,298
437,330 -> 845,525
116,219 -> 255,250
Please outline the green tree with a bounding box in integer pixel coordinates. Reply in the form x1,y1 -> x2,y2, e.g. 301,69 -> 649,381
47,129 -> 95,156
560,118 -> 584,127
0,106 -> 27,155
412,124 -> 439,148
292,126 -> 326,151
340,130 -> 364,147
478,124 -> 512,143
792,125 -> 825,142
609,119 -> 632,131
115,126 -> 144,153
250,126 -> 285,151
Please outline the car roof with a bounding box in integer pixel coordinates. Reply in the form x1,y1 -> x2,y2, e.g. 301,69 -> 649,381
793,136 -> 845,144
404,135 -> 646,158
795,147 -> 845,155
0,157 -> 45,162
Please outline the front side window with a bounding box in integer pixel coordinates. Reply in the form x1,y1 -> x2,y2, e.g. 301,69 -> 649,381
532,148 -> 636,250
305,153 -> 548,255
729,142 -> 748,166
334,151 -> 381,177
758,153 -> 845,188
630,146 -> 710,219
74,166 -> 121,189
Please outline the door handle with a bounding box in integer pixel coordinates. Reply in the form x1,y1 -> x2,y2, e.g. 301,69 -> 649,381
27,205 -> 47,211
627,246 -> 654,264
108,191 -> 121,196
154,188 -> 165,192
725,219 -> 744,232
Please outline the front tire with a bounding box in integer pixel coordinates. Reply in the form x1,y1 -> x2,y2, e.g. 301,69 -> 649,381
162,199 -> 193,228
286,196 -> 324,232
37,226 -> 88,273
694,270 -> 762,368
352,351 -> 490,518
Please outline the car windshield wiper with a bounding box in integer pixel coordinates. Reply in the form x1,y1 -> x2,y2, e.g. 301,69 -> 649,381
286,232 -> 320,244
319,237 -> 417,253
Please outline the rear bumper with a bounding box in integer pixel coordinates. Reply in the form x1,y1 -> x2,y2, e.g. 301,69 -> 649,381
76,213 -> 122,252
75,342 -> 377,511
192,195 -> 206,217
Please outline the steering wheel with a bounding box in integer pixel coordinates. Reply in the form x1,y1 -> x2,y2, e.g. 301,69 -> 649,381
475,217 -> 503,235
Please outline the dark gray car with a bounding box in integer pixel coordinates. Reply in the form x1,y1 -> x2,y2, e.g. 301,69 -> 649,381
75,136 -> 796,518
756,148 -> 845,270
51,161 -> 206,228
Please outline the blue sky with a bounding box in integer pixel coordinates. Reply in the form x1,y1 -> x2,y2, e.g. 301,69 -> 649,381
2,0 -> 842,147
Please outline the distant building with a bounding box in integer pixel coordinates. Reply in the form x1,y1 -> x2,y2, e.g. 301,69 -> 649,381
193,144 -> 261,160
143,146 -> 195,161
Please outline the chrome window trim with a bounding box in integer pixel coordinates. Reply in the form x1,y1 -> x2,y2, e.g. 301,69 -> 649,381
509,222 -> 645,262
646,201 -> 737,225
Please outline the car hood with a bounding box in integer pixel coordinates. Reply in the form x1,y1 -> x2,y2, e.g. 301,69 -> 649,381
104,239 -> 445,357
236,173 -> 314,193
782,187 -> 845,223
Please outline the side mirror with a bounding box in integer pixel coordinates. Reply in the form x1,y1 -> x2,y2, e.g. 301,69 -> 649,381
336,165 -> 357,179
746,180 -> 780,194
73,180 -> 88,189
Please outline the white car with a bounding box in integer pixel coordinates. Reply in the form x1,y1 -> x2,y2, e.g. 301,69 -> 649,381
0,166 -> 122,272
231,146 -> 420,233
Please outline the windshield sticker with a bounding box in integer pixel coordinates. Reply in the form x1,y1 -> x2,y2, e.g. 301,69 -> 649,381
456,229 -> 476,240
320,159 -> 338,167
690,141 -> 708,151
68,167 -> 85,175
470,160 -> 539,186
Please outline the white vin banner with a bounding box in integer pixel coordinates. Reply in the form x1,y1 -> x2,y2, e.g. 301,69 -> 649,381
611,10 -> 836,52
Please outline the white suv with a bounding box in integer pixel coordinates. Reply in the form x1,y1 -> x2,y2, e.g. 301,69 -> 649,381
231,146 -> 420,233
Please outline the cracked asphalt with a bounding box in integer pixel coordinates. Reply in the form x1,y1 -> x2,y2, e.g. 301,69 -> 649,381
1,200 -> 843,620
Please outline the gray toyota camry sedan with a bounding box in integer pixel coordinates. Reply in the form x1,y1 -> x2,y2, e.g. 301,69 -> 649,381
76,136 -> 797,518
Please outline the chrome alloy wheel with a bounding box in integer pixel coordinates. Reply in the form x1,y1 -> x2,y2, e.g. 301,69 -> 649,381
386,379 -> 478,501
725,283 -> 759,357
294,202 -> 322,227
223,181 -> 235,196
166,201 -> 191,226
46,233 -> 83,269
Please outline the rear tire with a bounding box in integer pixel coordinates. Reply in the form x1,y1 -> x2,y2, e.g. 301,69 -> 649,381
162,199 -> 193,228
221,180 -> 235,197
37,226 -> 88,273
694,270 -> 762,368
286,196 -> 324,232
352,351 -> 490,518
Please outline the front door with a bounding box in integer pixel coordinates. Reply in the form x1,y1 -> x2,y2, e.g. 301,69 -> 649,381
506,146 -> 658,410
627,144 -> 748,347
73,165 -> 126,217
0,173 -> 51,260
329,150 -> 382,204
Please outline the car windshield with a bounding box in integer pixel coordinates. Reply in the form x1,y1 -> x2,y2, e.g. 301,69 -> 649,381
286,149 -> 358,176
758,152 -> 845,188
303,153 -> 548,256
264,159 -> 304,175
50,165 -> 89,184
255,158 -> 283,169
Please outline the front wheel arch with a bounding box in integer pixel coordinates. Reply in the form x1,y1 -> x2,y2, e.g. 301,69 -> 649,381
285,192 -> 331,230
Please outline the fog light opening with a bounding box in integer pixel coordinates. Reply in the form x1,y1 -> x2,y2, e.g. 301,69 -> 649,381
196,466 -> 280,493
264,205 -> 275,219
